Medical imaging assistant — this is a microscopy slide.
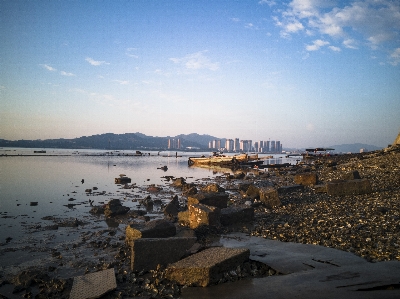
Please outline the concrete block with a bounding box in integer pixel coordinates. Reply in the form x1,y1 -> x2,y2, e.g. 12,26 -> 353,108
294,173 -> 318,186
220,206 -> 254,226
326,179 -> 372,196
188,192 -> 228,209
189,204 -> 220,229
277,184 -> 304,195
130,237 -> 197,271
126,219 -> 176,244
259,188 -> 281,208
166,247 -> 250,287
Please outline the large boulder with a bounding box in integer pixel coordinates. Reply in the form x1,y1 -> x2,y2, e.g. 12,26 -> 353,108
166,247 -> 250,287
220,206 -> 254,226
201,183 -> 225,193
163,195 -> 180,217
294,173 -> 318,186
188,192 -> 228,209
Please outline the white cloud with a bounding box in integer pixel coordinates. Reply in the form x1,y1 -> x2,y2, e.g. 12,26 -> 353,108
328,45 -> 341,52
258,0 -> 276,6
41,64 -> 57,71
231,17 -> 240,22
390,48 -> 400,66
60,71 -> 75,76
273,0 -> 400,58
85,57 -> 110,66
343,38 -> 358,49
113,80 -> 129,85
170,51 -> 219,71
126,48 -> 139,58
306,39 -> 329,51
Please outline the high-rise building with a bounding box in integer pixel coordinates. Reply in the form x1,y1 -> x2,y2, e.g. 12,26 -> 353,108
271,141 -> 276,153
259,141 -> 264,152
168,138 -> 181,149
254,142 -> 259,152
234,138 -> 240,152
225,139 -> 234,152
265,140 -> 270,152
276,141 -> 281,153
212,139 -> 221,150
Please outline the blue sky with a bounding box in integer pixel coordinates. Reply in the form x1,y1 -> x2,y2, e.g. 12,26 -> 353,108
1,0 -> 399,148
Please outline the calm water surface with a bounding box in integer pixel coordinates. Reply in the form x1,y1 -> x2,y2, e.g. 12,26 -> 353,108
0,148 -> 296,241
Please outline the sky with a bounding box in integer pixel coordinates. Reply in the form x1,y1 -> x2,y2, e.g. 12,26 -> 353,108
1,0 -> 399,148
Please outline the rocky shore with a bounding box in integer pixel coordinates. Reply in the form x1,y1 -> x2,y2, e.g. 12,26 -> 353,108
0,145 -> 399,298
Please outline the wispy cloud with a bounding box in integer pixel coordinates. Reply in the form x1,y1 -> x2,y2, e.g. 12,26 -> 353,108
85,57 -> 110,66
170,51 -> 219,71
231,17 -> 240,22
259,0 -> 276,6
40,64 -> 57,71
390,48 -> 400,66
126,48 -> 139,58
328,45 -> 341,52
306,39 -> 329,51
60,71 -> 75,76
113,80 -> 129,85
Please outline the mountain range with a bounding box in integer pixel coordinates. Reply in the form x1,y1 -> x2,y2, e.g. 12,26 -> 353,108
0,133 -> 384,153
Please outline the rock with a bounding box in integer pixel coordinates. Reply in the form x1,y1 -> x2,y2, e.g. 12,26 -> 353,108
201,183 -> 225,193
147,184 -> 162,192
234,172 -> 246,179
172,177 -> 186,187
85,189 -> 92,193
183,186 -> 198,196
125,219 -> 176,244
89,205 -> 105,214
220,206 -> 254,226
259,188 -> 281,208
115,177 -> 131,184
130,237 -> 197,271
326,179 -> 372,196
104,198 -> 130,217
294,173 -> 318,186
70,268 -> 116,299
313,185 -> 327,193
165,247 -> 250,287
188,203 -> 221,229
277,184 -> 304,195
164,195 -> 180,217
246,184 -> 260,199
342,170 -> 362,180
178,210 -> 190,226
188,192 -> 228,209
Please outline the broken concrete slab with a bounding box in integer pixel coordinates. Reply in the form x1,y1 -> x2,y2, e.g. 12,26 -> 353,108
126,219 -> 176,244
180,232 -> 400,299
326,179 -> 372,196
259,188 -> 281,208
69,268 -> 116,299
294,173 -> 318,186
188,203 -> 220,229
220,206 -> 254,226
166,247 -> 250,287
130,237 -> 197,271
188,192 -> 228,209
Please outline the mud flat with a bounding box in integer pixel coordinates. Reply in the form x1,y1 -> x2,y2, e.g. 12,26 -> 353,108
0,145 -> 399,298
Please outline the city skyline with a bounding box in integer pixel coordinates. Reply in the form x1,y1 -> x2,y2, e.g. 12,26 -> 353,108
1,1 -> 399,148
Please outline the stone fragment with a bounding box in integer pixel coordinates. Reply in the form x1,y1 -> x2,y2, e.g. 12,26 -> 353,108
277,184 -> 304,194
314,185 -> 327,193
342,170 -> 362,180
166,247 -> 250,287
188,204 -> 220,229
220,206 -> 254,226
104,198 -> 130,217
114,177 -> 131,184
201,183 -> 225,193
188,192 -> 228,209
178,210 -> 190,226
245,184 -> 260,199
259,188 -> 281,208
326,179 -> 372,196
172,177 -> 186,187
294,173 -> 318,186
125,219 -> 176,244
130,237 -> 197,271
163,195 -> 180,217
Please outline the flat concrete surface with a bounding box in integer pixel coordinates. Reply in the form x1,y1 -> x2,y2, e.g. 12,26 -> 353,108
70,268 -> 116,299
181,233 -> 400,299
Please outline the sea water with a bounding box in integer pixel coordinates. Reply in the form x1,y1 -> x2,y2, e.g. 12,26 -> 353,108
0,148 -> 297,242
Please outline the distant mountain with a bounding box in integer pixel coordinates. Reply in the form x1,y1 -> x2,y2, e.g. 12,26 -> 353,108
175,133 -> 218,147
0,132 -> 207,150
328,143 -> 383,153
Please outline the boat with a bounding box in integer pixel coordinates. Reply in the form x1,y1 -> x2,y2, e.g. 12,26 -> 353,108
188,153 -> 250,166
